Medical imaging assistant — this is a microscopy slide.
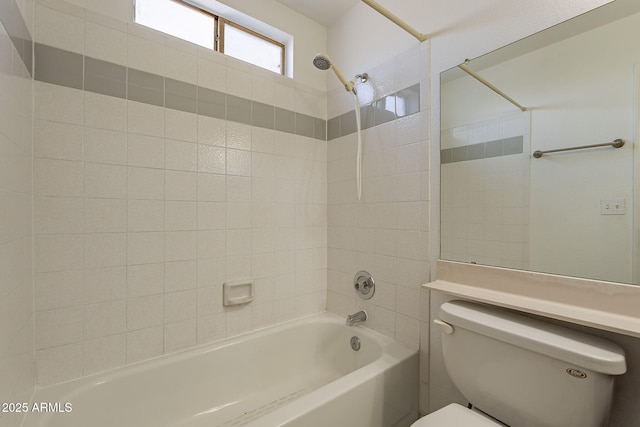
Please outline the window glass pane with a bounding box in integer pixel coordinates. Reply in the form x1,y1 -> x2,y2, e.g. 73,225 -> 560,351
223,24 -> 283,74
135,0 -> 214,49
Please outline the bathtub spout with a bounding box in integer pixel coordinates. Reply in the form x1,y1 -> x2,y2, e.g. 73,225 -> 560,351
346,310 -> 367,326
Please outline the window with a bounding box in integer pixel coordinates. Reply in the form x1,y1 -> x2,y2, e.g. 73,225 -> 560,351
134,0 -> 286,75
220,19 -> 284,75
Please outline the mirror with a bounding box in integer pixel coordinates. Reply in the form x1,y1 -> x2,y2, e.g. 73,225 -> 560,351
440,0 -> 640,285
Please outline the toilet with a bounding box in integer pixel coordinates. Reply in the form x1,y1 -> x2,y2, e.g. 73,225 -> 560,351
413,300 -> 627,427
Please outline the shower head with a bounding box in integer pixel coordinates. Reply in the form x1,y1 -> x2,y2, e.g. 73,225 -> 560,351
313,53 -> 354,93
312,54 -> 331,71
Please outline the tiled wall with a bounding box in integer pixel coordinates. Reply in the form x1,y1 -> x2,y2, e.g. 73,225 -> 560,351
0,0 -> 35,425
33,0 -> 327,385
325,42 -> 431,412
440,111 -> 530,270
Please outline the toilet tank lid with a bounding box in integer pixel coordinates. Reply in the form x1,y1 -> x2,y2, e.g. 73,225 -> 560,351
440,300 -> 627,375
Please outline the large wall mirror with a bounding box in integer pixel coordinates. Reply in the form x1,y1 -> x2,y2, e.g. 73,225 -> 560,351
440,0 -> 640,285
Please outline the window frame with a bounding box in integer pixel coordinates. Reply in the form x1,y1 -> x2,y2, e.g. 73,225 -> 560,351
134,0 -> 286,76
218,18 -> 286,76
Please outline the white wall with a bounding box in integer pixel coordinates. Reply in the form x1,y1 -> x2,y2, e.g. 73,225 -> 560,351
60,0 -> 329,92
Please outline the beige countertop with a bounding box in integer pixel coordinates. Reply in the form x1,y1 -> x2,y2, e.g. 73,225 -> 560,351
424,260 -> 640,338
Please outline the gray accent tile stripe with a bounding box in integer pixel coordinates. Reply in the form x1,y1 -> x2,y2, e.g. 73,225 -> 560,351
0,0 -> 32,75
252,102 -> 274,129
275,107 -> 295,134
198,87 -> 226,120
327,82 -> 421,140
128,68 -> 164,107
34,44 -> 83,90
314,118 -> 326,141
166,78 -> 197,113
227,95 -> 252,125
85,57 -> 126,99
327,117 -> 340,141
340,110 -> 357,136
33,43 -> 327,140
441,135 -> 525,164
296,113 -> 314,139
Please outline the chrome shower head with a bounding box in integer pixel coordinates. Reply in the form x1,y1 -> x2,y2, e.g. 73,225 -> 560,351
312,54 -> 331,71
312,53 -> 354,92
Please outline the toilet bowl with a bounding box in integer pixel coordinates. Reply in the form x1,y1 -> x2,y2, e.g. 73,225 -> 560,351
413,300 -> 626,427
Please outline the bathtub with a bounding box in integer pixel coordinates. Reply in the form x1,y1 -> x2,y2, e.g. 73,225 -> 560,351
23,312 -> 419,427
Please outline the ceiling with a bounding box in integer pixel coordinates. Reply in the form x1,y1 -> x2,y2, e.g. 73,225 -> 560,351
276,0 -> 360,27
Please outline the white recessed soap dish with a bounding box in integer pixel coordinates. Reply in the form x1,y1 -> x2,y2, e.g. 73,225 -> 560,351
223,281 -> 254,306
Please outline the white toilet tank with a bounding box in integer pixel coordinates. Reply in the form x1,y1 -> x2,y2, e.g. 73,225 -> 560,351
437,300 -> 626,427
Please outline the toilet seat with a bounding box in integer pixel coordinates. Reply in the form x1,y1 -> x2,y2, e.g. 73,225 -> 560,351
411,403 -> 502,427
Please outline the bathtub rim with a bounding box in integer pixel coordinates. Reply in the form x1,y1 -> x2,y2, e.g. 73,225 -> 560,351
30,311 -> 416,396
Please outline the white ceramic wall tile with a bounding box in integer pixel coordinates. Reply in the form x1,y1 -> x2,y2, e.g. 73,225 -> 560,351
34,196 -> 83,235
84,198 -> 127,233
126,232 -> 164,266
165,46 -> 197,84
84,127 -> 127,165
34,158 -> 83,197
36,343 -> 83,385
164,319 -> 197,353
127,34 -> 164,75
197,57 -> 227,93
35,4 -> 84,54
82,333 -> 126,375
83,300 -> 126,340
0,10 -> 34,404
127,200 -> 164,232
35,306 -> 84,349
128,167 -> 164,200
85,92 -> 127,132
127,294 -> 164,330
326,44 -> 430,352
165,171 -> 197,201
198,145 -> 226,174
166,109 -> 198,143
127,101 -> 165,137
197,202 -> 226,231
34,234 -> 83,272
126,326 -> 164,363
164,260 -> 197,292
84,163 -> 127,199
35,270 -> 83,311
126,263 -> 164,298
165,140 -> 197,172
83,266 -> 126,304
225,67 -> 252,99
31,4 -> 330,387
34,119 -> 83,161
165,231 -> 197,262
85,21 -> 127,65
128,134 -> 164,169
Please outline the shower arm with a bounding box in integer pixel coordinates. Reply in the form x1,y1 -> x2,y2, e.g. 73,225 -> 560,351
332,63 -> 355,93
361,0 -> 427,42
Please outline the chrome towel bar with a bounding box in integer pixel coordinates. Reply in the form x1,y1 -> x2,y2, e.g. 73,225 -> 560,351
533,139 -> 624,158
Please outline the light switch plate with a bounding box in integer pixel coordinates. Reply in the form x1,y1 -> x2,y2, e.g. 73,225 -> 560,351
600,199 -> 625,215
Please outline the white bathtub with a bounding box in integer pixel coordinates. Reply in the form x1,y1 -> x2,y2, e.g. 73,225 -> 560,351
23,312 -> 419,427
